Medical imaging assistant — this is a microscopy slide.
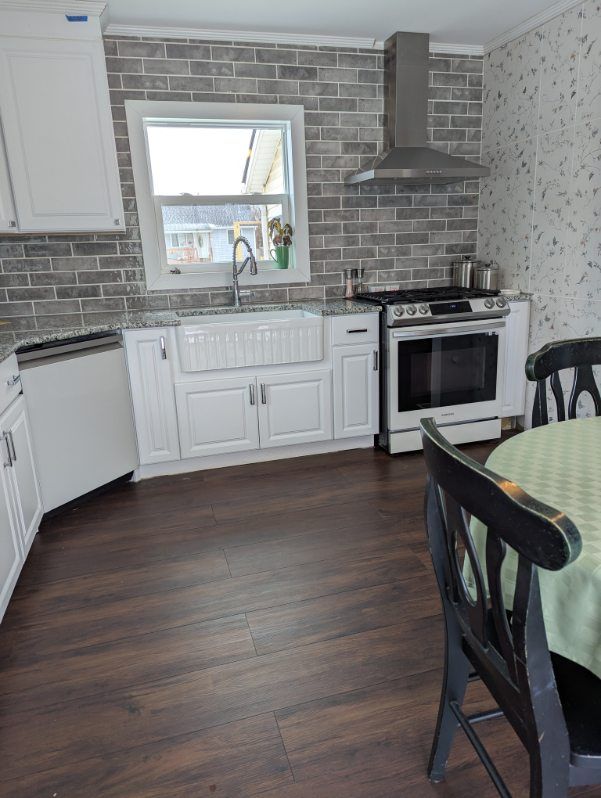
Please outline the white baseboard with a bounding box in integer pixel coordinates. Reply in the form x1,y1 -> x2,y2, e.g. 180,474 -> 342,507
133,435 -> 375,480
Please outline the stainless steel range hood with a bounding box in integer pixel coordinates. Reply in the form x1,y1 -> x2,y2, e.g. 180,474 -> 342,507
345,32 -> 489,186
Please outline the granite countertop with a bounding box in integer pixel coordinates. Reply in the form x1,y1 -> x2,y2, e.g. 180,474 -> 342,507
0,299 -> 380,365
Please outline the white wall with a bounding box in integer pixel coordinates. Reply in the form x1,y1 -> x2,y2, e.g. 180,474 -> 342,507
478,1 -> 601,422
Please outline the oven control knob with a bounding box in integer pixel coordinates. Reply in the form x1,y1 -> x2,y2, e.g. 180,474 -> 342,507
495,297 -> 506,307
393,306 -> 404,317
484,298 -> 495,309
406,304 -> 417,316
418,304 -> 429,315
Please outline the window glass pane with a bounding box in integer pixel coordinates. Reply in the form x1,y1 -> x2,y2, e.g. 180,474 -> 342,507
161,203 -> 283,268
147,124 -> 285,196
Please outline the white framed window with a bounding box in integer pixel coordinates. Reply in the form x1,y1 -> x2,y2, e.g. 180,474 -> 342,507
125,100 -> 310,291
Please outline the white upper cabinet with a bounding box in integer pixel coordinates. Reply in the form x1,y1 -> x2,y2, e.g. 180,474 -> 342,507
0,129 -> 16,233
0,4 -> 124,233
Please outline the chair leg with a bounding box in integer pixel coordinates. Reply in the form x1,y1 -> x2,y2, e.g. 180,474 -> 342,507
528,750 -> 569,798
427,623 -> 471,783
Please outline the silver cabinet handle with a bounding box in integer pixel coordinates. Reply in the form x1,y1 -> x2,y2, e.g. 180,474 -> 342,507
260,383 -> 267,404
249,383 -> 256,405
373,350 -> 379,371
7,431 -> 16,462
159,336 -> 167,360
2,433 -> 11,468
6,374 -> 21,387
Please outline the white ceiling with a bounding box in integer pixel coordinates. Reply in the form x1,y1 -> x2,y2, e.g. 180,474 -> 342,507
103,0 -> 568,48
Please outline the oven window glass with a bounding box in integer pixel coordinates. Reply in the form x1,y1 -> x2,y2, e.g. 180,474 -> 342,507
397,332 -> 499,411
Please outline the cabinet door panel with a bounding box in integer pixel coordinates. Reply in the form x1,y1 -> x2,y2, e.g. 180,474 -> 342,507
1,396 -> 42,554
124,331 -> 180,465
0,126 -> 16,233
0,460 -> 22,622
258,370 -> 332,448
502,301 -> 531,417
0,36 -> 123,232
333,345 -> 379,439
175,378 -> 260,459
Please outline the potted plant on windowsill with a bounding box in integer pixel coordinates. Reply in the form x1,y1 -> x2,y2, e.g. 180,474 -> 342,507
268,218 -> 293,269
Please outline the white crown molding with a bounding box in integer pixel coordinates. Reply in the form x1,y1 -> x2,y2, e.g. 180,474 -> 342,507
484,0 -> 583,52
428,41 -> 484,56
104,23 -> 376,49
0,0 -> 106,14
104,23 -> 485,56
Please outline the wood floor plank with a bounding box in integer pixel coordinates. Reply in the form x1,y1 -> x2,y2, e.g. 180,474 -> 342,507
224,511 -> 420,577
274,670 -> 528,797
0,613 -> 256,713
6,548 -> 230,621
1,548 -> 424,664
2,713 -> 293,798
247,577 -> 440,654
0,622 -> 441,780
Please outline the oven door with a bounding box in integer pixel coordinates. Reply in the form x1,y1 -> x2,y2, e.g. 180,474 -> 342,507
387,319 -> 506,431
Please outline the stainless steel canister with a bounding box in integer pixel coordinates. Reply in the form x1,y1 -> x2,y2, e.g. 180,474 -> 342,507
474,264 -> 499,291
452,256 -> 475,288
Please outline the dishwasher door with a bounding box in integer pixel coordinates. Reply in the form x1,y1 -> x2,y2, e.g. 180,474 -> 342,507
18,335 -> 138,513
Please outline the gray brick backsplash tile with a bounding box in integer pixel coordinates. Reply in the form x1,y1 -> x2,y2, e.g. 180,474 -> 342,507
256,48 -> 298,65
143,58 -> 189,75
0,41 -> 481,327
165,43 -> 211,60
211,45 -> 255,63
118,41 -> 166,58
106,57 -> 143,74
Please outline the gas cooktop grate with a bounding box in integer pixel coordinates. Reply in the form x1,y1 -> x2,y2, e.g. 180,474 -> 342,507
356,287 -> 499,305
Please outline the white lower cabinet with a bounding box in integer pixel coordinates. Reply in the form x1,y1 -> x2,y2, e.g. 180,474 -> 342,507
175,377 -> 260,459
1,395 -> 43,561
502,300 -> 531,417
176,370 -> 333,458
124,329 -> 180,465
257,370 -> 332,448
333,344 -> 379,439
0,462 -> 22,621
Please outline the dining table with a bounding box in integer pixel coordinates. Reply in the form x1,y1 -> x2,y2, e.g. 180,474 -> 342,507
469,416 -> 601,679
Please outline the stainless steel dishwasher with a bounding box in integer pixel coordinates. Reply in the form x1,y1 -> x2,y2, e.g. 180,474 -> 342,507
17,332 -> 138,513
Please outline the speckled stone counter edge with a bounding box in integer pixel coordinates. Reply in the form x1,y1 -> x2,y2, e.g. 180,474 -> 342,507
0,299 -> 380,365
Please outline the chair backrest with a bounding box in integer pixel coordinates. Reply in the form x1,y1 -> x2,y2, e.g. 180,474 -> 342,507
526,338 -> 601,428
420,418 -> 581,755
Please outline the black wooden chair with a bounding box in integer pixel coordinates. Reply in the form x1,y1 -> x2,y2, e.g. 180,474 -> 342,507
525,338 -> 601,427
420,417 -> 601,797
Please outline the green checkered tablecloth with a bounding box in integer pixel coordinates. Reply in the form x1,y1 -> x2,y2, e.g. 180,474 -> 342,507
469,417 -> 601,678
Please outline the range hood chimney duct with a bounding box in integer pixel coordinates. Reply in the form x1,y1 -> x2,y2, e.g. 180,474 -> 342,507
345,31 -> 490,186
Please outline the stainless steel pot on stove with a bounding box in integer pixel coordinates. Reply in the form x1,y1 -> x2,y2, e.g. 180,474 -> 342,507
474,263 -> 499,291
452,256 -> 476,288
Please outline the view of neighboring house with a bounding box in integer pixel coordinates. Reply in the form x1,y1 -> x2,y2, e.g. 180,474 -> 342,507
162,127 -> 284,269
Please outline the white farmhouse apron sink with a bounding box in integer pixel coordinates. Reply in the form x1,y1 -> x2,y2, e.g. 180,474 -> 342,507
175,310 -> 324,372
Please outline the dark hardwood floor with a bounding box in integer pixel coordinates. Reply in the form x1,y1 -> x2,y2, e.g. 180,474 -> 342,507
0,440 -> 598,797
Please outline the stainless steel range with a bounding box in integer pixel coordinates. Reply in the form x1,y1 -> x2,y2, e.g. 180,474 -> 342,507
356,287 -> 510,454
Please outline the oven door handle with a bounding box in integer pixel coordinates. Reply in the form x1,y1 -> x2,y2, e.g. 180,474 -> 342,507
391,321 -> 506,339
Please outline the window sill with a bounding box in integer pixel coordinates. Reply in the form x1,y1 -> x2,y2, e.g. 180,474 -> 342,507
147,264 -> 311,292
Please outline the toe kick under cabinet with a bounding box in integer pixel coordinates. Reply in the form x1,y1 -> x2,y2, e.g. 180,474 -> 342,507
123,313 -> 379,471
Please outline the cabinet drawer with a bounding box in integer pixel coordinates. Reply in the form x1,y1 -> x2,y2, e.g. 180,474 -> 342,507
0,355 -> 20,416
331,313 -> 379,345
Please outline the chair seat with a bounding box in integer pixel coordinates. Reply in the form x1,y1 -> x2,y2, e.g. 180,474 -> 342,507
552,653 -> 601,761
